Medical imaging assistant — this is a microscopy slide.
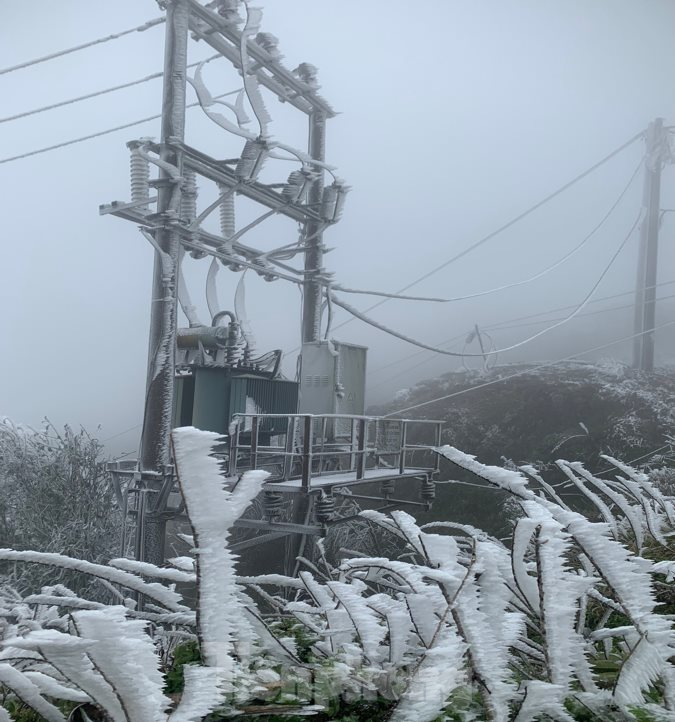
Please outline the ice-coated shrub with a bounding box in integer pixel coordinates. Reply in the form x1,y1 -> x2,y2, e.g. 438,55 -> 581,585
0,428 -> 673,721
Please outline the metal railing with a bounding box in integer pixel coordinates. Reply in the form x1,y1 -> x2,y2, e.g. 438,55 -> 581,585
226,413 -> 443,489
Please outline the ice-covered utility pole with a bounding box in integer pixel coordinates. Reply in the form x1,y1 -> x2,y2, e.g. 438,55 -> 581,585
633,117 -> 668,371
102,0 -> 343,568
302,112 -> 326,343
138,0 -> 189,566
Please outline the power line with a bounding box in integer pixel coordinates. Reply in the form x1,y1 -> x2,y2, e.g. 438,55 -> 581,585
0,89 -> 241,166
331,206 -> 643,358
0,18 -> 165,77
101,423 -> 142,443
493,291 -> 675,333
368,291 -> 675,391
0,55 -> 220,125
367,279 -> 675,377
383,319 -> 675,418
333,157 -> 644,305
327,130 -> 645,335
487,279 -> 675,332
594,443 -> 672,477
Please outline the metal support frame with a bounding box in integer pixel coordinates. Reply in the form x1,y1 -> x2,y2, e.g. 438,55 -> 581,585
633,117 -> 667,371
138,0 -> 190,567
185,0 -> 335,118
302,113 -> 327,343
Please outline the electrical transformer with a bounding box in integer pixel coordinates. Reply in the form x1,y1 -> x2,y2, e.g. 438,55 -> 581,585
173,368 -> 299,437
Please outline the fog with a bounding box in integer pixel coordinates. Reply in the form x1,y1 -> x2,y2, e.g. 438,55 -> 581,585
1,1 -> 675,455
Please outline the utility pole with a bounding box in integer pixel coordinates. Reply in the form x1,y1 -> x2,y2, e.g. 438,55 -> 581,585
102,0 -> 340,571
302,112 -> 327,343
633,118 -> 667,371
138,0 -> 189,566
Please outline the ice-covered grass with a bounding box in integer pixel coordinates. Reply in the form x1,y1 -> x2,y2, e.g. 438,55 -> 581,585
0,430 -> 673,720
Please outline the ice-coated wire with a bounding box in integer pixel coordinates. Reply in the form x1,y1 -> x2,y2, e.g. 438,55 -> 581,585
0,89 -> 241,166
332,157 -> 644,304
383,319 -> 675,418
327,129 -> 646,334
0,18 -> 165,76
368,290 -> 675,390
330,205 -> 643,359
239,1 -> 271,137
0,55 -> 220,125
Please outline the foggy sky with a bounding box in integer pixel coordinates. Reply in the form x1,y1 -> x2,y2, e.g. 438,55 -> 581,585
1,1 -> 675,455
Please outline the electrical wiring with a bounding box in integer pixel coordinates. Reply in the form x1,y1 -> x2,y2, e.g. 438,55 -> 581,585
0,18 -> 164,76
486,279 -> 675,332
595,444 -> 673,476
0,89 -> 241,166
329,206 -> 643,358
0,55 -> 220,126
102,423 -> 143,443
239,1 -> 271,137
368,291 -> 675,391
383,319 -> 675,418
327,130 -> 645,335
331,156 -> 643,304
490,291 -> 675,334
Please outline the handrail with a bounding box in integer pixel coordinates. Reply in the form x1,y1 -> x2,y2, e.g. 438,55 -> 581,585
225,412 -> 443,485
230,412 -> 442,424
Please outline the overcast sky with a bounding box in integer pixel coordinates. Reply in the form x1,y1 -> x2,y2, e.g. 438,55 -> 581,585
1,1 -> 675,454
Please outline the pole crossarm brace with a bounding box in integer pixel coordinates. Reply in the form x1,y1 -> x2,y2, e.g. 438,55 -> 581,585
178,141 -> 325,221
186,0 -> 336,118
100,140 -> 324,223
100,205 -> 306,284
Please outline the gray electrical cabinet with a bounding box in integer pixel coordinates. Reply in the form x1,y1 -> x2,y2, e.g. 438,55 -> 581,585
299,341 -> 367,434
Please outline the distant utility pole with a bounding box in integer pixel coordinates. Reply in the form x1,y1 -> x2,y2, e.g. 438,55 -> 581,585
138,0 -> 189,566
633,117 -> 668,371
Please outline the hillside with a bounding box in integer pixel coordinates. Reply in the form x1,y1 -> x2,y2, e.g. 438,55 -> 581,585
373,360 -> 675,470
370,361 -> 675,536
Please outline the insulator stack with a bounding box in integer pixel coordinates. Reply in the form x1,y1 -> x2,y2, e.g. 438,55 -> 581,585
225,322 -> 242,365
218,185 -> 236,239
320,181 -> 349,222
294,62 -> 320,89
315,493 -> 336,523
181,169 -> 198,224
255,32 -> 282,60
234,140 -> 268,182
282,169 -> 310,203
128,142 -> 150,211
420,479 -> 436,505
182,169 -> 206,259
216,0 -> 242,24
263,490 -> 283,520
242,341 -> 252,365
380,478 -> 395,498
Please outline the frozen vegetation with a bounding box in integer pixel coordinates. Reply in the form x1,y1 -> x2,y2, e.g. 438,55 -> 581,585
0,427 -> 675,720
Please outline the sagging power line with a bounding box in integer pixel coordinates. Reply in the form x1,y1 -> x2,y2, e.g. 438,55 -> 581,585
325,129 -> 645,336
369,290 -> 675,391
368,279 -> 675,378
333,156 -> 643,305
330,206 -> 643,358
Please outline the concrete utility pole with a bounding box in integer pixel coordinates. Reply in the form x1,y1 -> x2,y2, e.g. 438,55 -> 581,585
633,118 -> 667,371
302,112 -> 327,343
139,0 -> 189,566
